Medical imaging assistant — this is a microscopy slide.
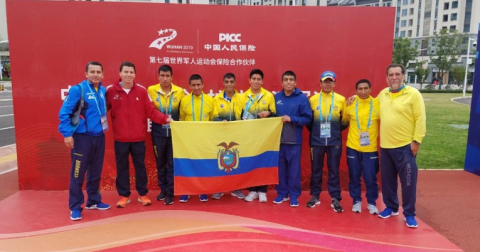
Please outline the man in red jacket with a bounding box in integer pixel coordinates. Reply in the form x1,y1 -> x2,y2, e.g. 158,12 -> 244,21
106,61 -> 172,208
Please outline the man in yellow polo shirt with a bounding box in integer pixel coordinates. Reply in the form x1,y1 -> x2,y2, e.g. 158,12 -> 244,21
345,79 -> 380,215
178,74 -> 216,203
377,64 -> 426,228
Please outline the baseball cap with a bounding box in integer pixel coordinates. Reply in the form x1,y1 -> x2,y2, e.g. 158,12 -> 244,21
321,71 -> 336,82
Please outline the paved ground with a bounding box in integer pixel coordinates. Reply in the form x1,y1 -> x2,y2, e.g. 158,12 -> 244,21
451,96 -> 472,105
0,82 -> 478,251
0,190 -> 463,252
0,81 -> 15,147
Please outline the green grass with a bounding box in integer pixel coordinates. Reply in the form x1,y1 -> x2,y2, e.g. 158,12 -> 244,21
417,93 -> 470,169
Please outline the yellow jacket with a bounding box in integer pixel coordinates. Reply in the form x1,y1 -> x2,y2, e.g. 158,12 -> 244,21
377,85 -> 426,148
213,90 -> 243,121
179,93 -> 216,121
241,87 -> 276,119
345,96 -> 380,152
147,83 -> 186,137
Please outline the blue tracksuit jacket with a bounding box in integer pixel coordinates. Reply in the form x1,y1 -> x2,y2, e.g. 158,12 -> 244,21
274,88 -> 312,145
58,80 -> 107,137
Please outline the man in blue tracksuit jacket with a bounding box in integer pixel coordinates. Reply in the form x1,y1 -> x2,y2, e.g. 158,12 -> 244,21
58,62 -> 111,221
273,70 -> 312,207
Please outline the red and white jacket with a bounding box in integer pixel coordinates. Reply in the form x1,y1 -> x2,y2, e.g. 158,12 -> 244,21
106,80 -> 169,142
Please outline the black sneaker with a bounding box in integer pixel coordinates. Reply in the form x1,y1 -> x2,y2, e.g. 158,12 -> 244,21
156,191 -> 166,201
331,198 -> 344,213
306,196 -> 320,208
164,195 -> 174,205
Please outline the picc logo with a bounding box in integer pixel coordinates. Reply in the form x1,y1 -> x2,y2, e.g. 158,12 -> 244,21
219,33 -> 241,42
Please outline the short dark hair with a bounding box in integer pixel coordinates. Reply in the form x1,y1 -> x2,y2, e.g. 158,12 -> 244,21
249,69 -> 264,79
282,70 -> 296,81
158,65 -> 173,75
223,73 -> 236,81
355,79 -> 371,89
119,61 -> 136,73
189,74 -> 203,85
85,61 -> 103,72
386,63 -> 406,75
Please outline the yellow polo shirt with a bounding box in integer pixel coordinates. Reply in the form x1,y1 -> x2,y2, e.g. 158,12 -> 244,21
377,85 -> 426,148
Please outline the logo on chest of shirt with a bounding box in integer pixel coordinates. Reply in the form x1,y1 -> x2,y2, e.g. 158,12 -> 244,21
220,104 -> 225,108
136,97 -> 139,101
113,94 -> 120,100
276,100 -> 283,105
262,100 -> 267,105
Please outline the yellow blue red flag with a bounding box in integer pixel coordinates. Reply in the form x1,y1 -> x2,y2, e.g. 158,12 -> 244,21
171,118 -> 282,195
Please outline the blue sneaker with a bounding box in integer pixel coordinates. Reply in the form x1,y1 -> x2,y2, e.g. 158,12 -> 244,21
290,198 -> 299,207
179,195 -> 190,203
86,202 -> 111,210
404,215 -> 418,228
273,196 -> 289,204
378,207 -> 399,219
70,209 -> 82,221
199,194 -> 208,202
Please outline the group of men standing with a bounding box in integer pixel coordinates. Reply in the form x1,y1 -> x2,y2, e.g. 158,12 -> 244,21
58,62 -> 425,229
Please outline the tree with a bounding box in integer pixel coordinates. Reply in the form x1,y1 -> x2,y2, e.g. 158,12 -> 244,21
392,37 -> 419,68
429,29 -> 466,90
451,65 -> 465,86
414,63 -> 430,85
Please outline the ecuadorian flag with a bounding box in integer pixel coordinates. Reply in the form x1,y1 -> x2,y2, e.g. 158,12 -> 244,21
171,118 -> 282,195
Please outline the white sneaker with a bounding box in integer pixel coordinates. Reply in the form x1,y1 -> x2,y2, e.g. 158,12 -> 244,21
367,204 -> 379,215
352,202 -> 362,213
244,191 -> 258,202
258,192 -> 267,203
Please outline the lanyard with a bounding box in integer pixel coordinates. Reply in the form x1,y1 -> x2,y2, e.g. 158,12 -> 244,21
245,93 -> 262,112
319,92 -> 334,122
355,98 -> 373,130
158,91 -> 173,114
191,94 -> 204,121
86,83 -> 105,117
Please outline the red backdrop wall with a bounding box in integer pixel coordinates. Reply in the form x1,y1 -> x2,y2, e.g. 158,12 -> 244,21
7,0 -> 394,190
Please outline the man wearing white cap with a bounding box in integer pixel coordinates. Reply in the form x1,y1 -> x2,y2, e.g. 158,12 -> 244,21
307,71 -> 348,213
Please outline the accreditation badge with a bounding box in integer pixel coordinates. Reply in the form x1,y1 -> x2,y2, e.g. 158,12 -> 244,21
162,114 -> 172,129
101,115 -> 109,131
359,131 -> 371,146
320,122 -> 331,138
242,111 -> 256,120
